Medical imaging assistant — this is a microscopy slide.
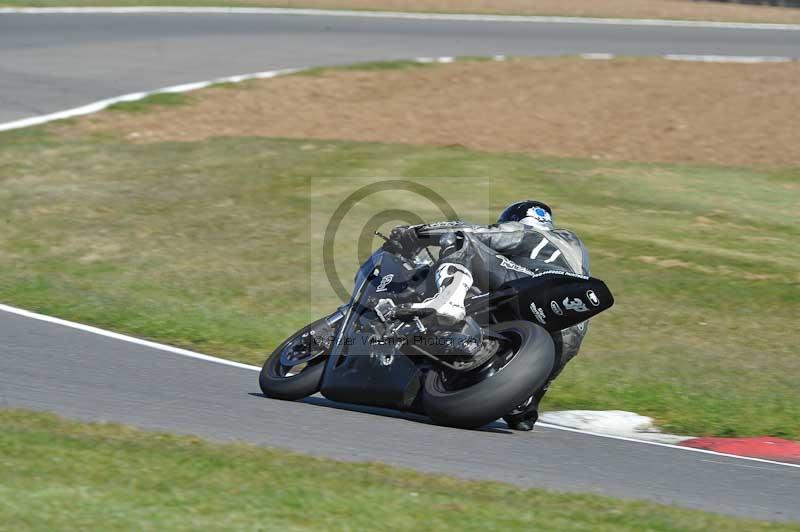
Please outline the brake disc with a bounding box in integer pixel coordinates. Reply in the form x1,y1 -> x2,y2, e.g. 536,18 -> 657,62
450,337 -> 500,371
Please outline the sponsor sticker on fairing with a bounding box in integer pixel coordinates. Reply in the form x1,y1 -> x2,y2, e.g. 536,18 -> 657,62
563,297 -> 589,313
495,255 -> 588,280
529,302 -> 547,325
550,300 -> 564,316
423,221 -> 463,228
496,255 -> 537,277
586,290 -> 600,306
376,274 -> 394,292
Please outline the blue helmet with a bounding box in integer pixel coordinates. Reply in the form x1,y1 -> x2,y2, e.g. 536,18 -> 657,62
497,200 -> 553,229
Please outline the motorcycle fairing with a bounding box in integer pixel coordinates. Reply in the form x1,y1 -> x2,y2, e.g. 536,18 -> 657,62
320,250 -> 425,411
498,271 -> 614,332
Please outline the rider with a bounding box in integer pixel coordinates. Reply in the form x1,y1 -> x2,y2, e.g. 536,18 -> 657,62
389,200 -> 590,431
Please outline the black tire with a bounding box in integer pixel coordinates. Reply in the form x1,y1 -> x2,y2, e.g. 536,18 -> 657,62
422,321 -> 555,429
259,318 -> 329,401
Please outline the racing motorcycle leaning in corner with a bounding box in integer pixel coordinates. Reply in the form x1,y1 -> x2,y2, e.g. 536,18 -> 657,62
259,200 -> 613,430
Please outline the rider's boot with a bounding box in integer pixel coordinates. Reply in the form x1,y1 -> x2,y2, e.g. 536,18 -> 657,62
504,385 -> 548,431
410,262 -> 473,324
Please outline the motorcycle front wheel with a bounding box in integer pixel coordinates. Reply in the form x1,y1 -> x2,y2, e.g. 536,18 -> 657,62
259,317 -> 331,401
422,321 -> 555,430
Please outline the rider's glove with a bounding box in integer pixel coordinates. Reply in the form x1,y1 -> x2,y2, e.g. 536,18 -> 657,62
387,226 -> 420,256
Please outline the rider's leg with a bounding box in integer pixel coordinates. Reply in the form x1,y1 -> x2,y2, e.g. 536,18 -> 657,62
504,323 -> 589,431
404,231 -> 483,324
550,321 -> 588,379
405,228 -> 519,323
409,262 -> 473,324
504,385 -> 548,431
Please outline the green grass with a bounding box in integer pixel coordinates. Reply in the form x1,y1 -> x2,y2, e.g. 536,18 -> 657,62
293,56 -> 505,77
0,124 -> 798,439
296,59 -> 433,77
2,409 -> 798,531
107,92 -> 191,113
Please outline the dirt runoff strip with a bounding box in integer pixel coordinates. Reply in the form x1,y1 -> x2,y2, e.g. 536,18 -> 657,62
234,0 -> 800,24
70,57 -> 800,168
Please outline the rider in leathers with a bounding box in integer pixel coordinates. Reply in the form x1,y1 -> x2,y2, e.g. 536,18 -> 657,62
391,200 -> 590,431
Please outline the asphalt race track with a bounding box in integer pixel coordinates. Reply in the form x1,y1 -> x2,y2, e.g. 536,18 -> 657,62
2,311 -> 799,522
1,11 -> 800,122
1,10 -> 799,523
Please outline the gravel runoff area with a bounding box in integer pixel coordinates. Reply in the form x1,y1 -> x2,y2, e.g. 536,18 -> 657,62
70,57 -> 800,168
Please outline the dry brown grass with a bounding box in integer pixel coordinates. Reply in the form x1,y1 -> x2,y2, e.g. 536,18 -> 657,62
74,57 -> 800,167
262,0 -> 800,24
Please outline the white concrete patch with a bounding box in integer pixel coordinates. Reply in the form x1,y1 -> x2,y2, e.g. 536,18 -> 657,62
415,56 -> 456,64
540,410 -> 690,444
664,54 -> 795,63
1,7 -> 799,31
581,53 -> 616,60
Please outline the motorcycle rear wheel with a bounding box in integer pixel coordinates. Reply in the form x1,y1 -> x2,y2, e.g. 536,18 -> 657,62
422,321 -> 555,430
259,318 -> 330,401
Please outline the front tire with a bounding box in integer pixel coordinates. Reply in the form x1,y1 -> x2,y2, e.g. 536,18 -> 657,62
422,321 -> 555,429
259,318 -> 330,401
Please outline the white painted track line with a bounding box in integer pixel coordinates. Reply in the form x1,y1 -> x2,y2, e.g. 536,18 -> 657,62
0,68 -> 299,132
664,53 -> 794,62
1,6 -> 799,31
0,303 -> 260,371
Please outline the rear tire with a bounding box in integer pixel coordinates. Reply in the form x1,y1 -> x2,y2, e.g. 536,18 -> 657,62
259,318 -> 329,401
422,321 -> 555,429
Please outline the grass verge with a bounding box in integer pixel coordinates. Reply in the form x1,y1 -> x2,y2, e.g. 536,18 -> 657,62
107,92 -> 192,113
1,409 -> 798,531
0,125 -> 798,439
297,59 -> 434,76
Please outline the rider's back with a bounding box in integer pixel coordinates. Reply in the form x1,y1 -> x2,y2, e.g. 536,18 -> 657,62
458,221 -> 590,277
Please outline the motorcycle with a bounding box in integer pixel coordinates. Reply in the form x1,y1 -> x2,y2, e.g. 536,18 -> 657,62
259,224 -> 614,429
